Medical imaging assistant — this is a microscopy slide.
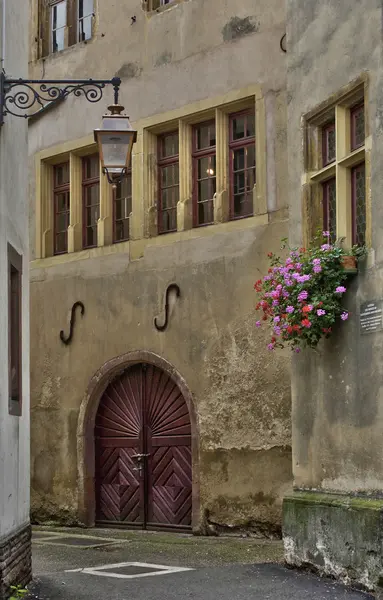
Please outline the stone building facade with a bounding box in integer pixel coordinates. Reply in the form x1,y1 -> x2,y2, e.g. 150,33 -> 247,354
283,0 -> 383,592
28,0 -> 291,533
0,0 -> 31,596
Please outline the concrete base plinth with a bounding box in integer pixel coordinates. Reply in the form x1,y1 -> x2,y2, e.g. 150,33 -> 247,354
283,491 -> 383,592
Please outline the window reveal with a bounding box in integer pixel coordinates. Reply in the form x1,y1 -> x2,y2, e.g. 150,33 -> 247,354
229,111 -> 255,219
53,162 -> 70,254
82,154 -> 100,248
8,244 -> 22,417
114,173 -> 132,243
192,121 -> 216,227
158,132 -> 179,234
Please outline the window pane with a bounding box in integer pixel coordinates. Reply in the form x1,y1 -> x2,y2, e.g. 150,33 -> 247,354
233,148 -> 245,171
198,199 -> 213,225
79,15 -> 92,41
55,232 -> 67,254
116,175 -> 132,200
234,171 -> 245,195
160,208 -> 177,233
161,133 -> 178,158
198,179 -> 211,202
353,164 -> 366,246
85,184 -> 100,206
52,27 -> 65,52
10,262 -> 21,403
322,123 -> 336,165
55,192 -> 69,212
232,115 -> 246,140
247,167 -> 256,192
352,105 -> 365,150
196,122 -> 216,149
55,163 -> 69,186
162,165 -> 178,187
115,219 -> 130,242
52,1 -> 67,29
83,155 -> 99,179
197,157 -> 210,180
79,0 -> 93,18
86,226 -> 97,247
323,178 -> 336,244
246,114 -> 255,137
87,205 -> 99,226
56,213 -> 68,232
247,144 -> 256,168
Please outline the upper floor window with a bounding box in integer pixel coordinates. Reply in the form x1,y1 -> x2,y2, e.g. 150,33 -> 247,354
229,111 -> 255,219
114,174 -> 132,243
158,132 -> 179,234
306,90 -> 367,249
42,0 -> 94,56
192,121 -> 216,227
145,0 -> 177,11
53,162 -> 70,254
82,154 -> 100,249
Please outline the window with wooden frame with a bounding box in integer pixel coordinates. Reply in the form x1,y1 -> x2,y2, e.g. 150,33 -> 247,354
82,154 -> 100,248
305,86 -> 368,249
192,121 -> 216,227
53,162 -> 70,254
40,0 -> 94,57
114,172 -> 132,243
229,110 -> 255,219
157,132 -> 179,234
8,244 -> 22,417
144,0 -> 177,12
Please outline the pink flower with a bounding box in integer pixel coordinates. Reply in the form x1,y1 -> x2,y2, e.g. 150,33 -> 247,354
321,244 -> 331,251
313,265 -> 322,273
298,290 -> 308,302
286,306 -> 295,314
323,231 -> 330,237
272,300 -> 279,306
256,321 -> 261,327
267,343 -> 275,351
274,326 -> 281,336
336,286 -> 347,294
294,347 -> 301,353
341,312 -> 349,321
274,316 -> 280,323
317,309 -> 326,316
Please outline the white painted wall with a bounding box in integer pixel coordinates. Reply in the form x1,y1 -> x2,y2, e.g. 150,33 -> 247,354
0,0 -> 30,538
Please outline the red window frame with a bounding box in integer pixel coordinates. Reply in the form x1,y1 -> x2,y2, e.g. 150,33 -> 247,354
351,162 -> 366,246
157,132 -> 179,235
192,120 -> 216,227
229,110 -> 255,220
351,103 -> 365,151
113,170 -> 132,243
322,121 -> 336,166
53,162 -> 70,255
8,244 -> 22,417
322,177 -> 336,244
82,154 -> 100,249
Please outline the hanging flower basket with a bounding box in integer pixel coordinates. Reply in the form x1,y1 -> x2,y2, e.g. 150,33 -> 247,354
254,232 -> 364,353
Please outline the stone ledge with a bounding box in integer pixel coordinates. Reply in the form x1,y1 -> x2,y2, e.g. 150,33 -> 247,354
283,491 -> 383,591
0,523 -> 32,599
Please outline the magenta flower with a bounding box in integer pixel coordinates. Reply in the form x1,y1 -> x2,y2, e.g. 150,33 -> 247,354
335,286 -> 347,294
321,244 -> 331,251
297,274 -> 311,283
323,231 -> 330,237
298,290 -> 308,301
272,300 -> 279,306
317,309 -> 326,316
256,321 -> 261,327
274,316 -> 280,323
313,264 -> 322,273
267,343 -> 275,351
313,258 -> 321,265
341,312 -> 349,321
294,347 -> 301,353
286,306 -> 295,313
274,326 -> 281,336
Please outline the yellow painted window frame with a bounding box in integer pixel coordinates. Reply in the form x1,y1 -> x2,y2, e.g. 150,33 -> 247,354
302,75 -> 371,250
35,84 -> 267,260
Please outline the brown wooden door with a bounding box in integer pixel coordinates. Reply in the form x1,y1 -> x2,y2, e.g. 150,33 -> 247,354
95,363 -> 192,529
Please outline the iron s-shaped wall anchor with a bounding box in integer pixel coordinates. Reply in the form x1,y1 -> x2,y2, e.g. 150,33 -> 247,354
154,284 -> 180,332
60,301 -> 85,345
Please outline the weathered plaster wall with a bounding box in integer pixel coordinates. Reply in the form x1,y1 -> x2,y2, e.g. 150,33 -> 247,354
29,0 -> 291,531
0,0 -> 30,539
287,0 -> 383,496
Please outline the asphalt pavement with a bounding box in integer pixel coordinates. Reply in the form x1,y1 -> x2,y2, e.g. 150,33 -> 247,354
28,527 -> 375,600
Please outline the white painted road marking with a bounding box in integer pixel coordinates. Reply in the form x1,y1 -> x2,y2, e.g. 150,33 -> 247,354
65,562 -> 194,580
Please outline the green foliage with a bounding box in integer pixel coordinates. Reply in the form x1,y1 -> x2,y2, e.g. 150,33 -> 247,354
10,584 -> 28,599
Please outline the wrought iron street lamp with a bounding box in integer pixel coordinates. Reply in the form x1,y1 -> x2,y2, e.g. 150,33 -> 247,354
0,73 -> 136,186
94,103 -> 137,185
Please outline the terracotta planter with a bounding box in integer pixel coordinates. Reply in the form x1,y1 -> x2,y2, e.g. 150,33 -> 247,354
341,255 -> 357,274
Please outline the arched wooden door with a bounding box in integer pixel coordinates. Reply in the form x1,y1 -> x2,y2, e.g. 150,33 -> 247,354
95,363 -> 192,530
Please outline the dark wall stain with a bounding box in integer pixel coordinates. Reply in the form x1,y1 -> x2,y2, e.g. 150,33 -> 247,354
222,16 -> 259,42
115,62 -> 142,79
